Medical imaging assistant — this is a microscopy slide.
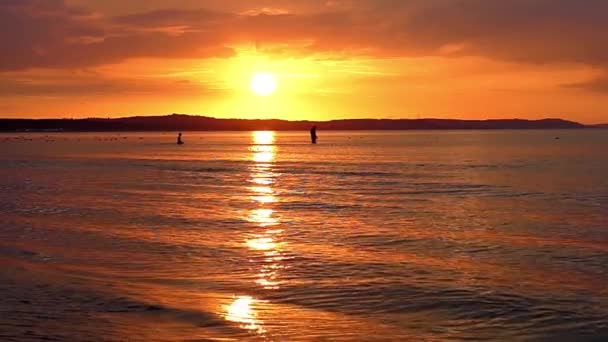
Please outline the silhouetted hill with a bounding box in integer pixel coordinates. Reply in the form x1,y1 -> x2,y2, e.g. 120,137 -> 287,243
0,114 -> 588,132
590,123 -> 608,128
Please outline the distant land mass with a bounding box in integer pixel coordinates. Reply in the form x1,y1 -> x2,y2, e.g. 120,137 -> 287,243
0,114 -> 592,132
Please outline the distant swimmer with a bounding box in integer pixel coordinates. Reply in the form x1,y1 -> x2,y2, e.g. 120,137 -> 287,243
310,125 -> 318,144
177,132 -> 184,145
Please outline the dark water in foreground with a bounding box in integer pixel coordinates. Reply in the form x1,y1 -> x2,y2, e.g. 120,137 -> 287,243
0,130 -> 607,341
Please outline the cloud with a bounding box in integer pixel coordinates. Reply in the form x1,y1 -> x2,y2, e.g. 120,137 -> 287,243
0,72 -> 218,97
0,0 -> 234,71
1,0 -> 608,71
563,76 -> 608,94
112,8 -> 232,28
107,0 -> 608,67
397,0 -> 608,66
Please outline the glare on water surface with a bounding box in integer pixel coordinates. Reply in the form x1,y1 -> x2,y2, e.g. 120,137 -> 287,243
248,208 -> 278,226
253,131 -> 275,145
224,130 -> 286,333
224,296 -> 264,333
247,237 -> 278,251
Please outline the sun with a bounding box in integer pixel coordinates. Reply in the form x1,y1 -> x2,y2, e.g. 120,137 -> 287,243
250,72 -> 277,96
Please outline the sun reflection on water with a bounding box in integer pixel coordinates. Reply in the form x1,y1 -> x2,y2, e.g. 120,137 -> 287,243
224,131 -> 285,334
253,131 -> 275,145
251,131 -> 275,164
251,194 -> 276,203
249,186 -> 273,194
224,296 -> 264,333
248,131 -> 285,291
248,208 -> 279,226
247,237 -> 279,250
250,176 -> 273,185
253,150 -> 275,163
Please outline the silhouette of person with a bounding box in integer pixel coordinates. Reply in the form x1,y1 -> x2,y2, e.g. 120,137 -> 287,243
177,132 -> 184,145
310,125 -> 318,144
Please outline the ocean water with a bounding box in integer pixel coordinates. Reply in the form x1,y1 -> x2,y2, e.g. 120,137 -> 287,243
0,130 -> 607,341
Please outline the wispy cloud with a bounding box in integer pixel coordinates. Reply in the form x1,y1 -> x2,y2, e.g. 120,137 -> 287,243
563,76 -> 608,94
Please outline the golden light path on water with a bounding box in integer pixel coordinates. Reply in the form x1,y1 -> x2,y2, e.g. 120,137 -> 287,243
223,131 -> 284,335
224,296 -> 264,333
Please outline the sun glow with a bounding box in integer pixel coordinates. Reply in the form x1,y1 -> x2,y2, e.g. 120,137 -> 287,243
250,72 -> 277,96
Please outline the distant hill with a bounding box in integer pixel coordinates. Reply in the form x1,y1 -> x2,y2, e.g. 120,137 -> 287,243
590,123 -> 608,128
0,114 -> 588,132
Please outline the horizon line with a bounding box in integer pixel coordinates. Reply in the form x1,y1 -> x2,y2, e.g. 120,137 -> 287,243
0,113 -> 603,125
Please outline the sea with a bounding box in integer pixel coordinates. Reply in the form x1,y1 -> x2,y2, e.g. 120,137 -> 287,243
0,130 -> 607,341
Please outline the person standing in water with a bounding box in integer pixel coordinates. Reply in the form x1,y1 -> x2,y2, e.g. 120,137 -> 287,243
177,132 -> 184,145
310,125 -> 318,144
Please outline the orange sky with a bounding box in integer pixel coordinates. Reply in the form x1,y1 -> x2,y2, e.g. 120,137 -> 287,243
1,0 -> 608,123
